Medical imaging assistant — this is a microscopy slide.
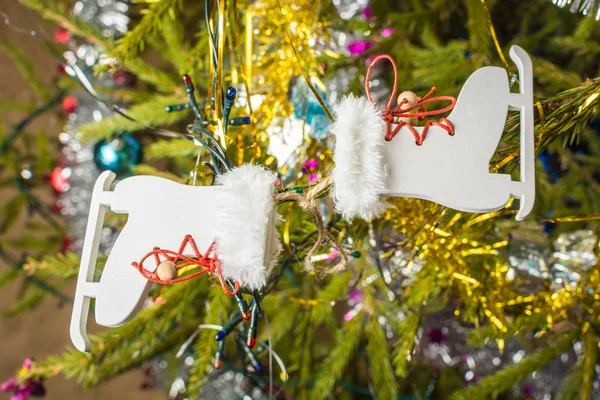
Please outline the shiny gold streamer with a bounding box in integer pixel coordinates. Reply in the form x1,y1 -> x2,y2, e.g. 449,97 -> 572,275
275,0 -> 335,123
480,0 -> 511,75
237,0 -> 600,350
245,9 -> 253,94
535,99 -> 546,145
226,22 -> 245,166
481,0 -> 547,151
207,19 -> 215,116
215,0 -> 227,125
236,3 -> 260,161
543,214 -> 600,223
491,151 -> 518,172
231,0 -> 255,122
283,204 -> 292,251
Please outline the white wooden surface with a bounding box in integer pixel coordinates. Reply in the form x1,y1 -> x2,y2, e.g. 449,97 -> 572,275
70,171 -> 276,352
382,45 -> 534,220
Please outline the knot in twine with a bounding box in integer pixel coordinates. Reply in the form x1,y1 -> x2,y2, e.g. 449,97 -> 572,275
274,175 -> 349,275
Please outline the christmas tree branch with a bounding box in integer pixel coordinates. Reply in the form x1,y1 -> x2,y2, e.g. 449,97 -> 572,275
18,0 -> 106,47
496,77 -> 600,166
3,286 -> 48,318
24,278 -> 207,387
451,332 -> 578,400
108,0 -> 182,62
156,15 -> 192,76
77,94 -> 188,142
392,314 -> 420,378
132,164 -> 187,183
466,312 -> 547,347
366,306 -> 399,398
556,362 -> 584,400
146,138 -> 199,160
0,39 -> 51,100
310,313 -> 364,399
188,285 -> 234,395
580,326 -> 597,400
19,0 -> 181,92
23,252 -> 105,280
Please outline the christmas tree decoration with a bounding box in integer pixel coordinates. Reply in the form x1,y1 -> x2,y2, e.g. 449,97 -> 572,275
5,0 -> 600,399
332,46 -> 535,221
72,0 -> 129,37
0,359 -> 45,400
70,165 -> 280,352
552,229 -> 598,270
214,166 -> 281,288
331,94 -> 388,221
50,166 -> 71,192
46,0 -> 136,258
54,27 -> 71,44
551,0 -> 600,20
333,0 -> 369,20
551,230 -> 598,286
93,133 -> 143,173
61,95 -> 79,114
396,91 -> 420,125
167,322 -> 288,398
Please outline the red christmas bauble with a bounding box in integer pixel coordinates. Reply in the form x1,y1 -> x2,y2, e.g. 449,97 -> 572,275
62,96 -> 79,114
54,27 -> 71,44
50,167 -> 70,192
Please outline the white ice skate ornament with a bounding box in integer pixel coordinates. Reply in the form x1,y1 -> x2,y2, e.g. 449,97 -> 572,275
70,165 -> 280,352
332,45 -> 535,222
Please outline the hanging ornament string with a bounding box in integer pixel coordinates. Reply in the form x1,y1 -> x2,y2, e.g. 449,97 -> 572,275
131,235 -> 240,296
274,176 -> 349,274
365,54 -> 457,145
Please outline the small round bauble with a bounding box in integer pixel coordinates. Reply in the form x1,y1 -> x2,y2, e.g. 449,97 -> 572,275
93,133 -> 142,173
50,166 -> 71,192
157,260 -> 178,281
397,91 -> 419,125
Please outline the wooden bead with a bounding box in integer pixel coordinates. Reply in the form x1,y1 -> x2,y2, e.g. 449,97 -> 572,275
397,91 -> 419,125
157,260 -> 178,281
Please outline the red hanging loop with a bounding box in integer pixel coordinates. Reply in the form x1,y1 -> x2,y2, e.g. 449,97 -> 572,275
132,235 -> 239,296
365,55 -> 457,145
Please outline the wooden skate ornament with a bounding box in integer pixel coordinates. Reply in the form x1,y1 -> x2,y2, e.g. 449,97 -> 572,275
70,165 -> 280,352
332,45 -> 535,222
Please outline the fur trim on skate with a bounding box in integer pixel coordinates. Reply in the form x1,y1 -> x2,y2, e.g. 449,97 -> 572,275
215,165 -> 281,289
332,95 -> 388,221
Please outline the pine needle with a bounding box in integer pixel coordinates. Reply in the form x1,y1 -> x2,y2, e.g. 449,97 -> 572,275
19,0 -> 181,92
77,94 -> 187,142
310,314 -> 364,399
366,316 -> 399,398
451,332 -> 578,400
0,39 -> 51,100
392,314 -> 420,378
109,0 -> 182,62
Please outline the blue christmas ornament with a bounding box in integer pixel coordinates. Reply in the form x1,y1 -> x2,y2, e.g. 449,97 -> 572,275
93,133 -> 143,173
225,87 -> 237,101
291,79 -> 332,139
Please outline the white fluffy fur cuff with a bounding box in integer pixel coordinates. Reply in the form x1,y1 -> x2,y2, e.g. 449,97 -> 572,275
215,165 -> 281,290
332,95 -> 387,221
